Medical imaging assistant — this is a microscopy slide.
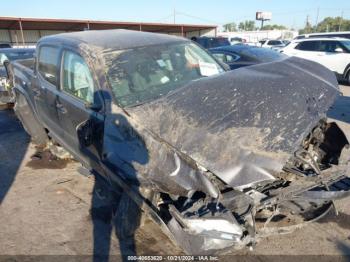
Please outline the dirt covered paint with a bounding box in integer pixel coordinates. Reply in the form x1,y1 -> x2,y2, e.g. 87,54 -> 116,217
126,56 -> 340,188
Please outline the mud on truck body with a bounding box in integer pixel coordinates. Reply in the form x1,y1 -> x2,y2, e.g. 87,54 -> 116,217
7,29 -> 350,254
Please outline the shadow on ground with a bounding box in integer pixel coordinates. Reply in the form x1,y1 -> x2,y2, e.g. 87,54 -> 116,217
317,209 -> 350,231
0,109 -> 29,204
79,91 -> 146,261
327,95 -> 350,124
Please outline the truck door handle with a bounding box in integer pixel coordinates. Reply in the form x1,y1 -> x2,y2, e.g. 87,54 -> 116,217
56,102 -> 67,114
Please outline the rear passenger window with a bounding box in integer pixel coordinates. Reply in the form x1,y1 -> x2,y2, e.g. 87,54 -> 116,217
38,46 -> 59,85
295,41 -> 320,51
268,40 -> 282,46
61,51 -> 94,103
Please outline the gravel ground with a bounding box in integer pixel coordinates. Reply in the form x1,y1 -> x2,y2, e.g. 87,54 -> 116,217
0,85 -> 349,260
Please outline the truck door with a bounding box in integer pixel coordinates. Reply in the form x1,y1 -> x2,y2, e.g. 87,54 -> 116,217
34,45 -> 63,139
56,49 -> 105,173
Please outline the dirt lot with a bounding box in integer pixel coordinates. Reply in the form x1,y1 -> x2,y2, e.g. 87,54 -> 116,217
0,85 -> 349,260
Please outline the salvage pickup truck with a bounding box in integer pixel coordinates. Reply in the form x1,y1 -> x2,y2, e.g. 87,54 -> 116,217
8,29 -> 350,254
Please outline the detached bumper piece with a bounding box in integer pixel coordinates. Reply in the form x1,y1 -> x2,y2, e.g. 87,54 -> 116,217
255,166 -> 350,237
296,176 -> 350,201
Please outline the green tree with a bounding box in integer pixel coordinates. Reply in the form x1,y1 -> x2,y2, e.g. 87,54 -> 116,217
223,22 -> 237,32
238,20 -> 256,31
315,16 -> 350,32
299,16 -> 350,34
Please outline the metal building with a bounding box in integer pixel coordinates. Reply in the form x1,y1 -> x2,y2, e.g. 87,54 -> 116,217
0,16 -> 217,46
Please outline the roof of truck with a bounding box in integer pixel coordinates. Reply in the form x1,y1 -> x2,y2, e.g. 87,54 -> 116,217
292,37 -> 350,43
40,29 -> 187,50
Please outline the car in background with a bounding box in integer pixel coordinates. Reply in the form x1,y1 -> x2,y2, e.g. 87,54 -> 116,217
209,45 -> 286,70
295,31 -> 350,40
0,48 -> 35,104
191,36 -> 230,49
259,39 -> 286,50
282,38 -> 350,84
228,37 -> 246,45
0,43 -> 12,49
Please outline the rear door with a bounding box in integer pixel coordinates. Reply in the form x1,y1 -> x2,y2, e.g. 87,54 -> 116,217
34,45 -> 63,139
56,49 -> 105,172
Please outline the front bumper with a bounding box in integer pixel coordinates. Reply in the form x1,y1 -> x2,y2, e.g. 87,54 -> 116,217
165,164 -> 350,255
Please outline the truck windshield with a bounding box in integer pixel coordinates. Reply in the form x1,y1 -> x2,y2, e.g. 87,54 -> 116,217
104,41 -> 224,107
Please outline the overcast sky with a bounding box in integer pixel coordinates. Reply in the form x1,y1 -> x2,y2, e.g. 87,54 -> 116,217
2,0 -> 350,29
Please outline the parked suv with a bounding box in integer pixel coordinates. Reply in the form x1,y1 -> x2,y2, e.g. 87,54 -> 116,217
259,39 -> 286,50
295,31 -> 350,40
282,38 -> 350,83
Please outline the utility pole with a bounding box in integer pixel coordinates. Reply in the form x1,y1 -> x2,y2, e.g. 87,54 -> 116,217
306,15 -> 310,33
173,8 -> 176,24
339,10 -> 344,32
315,7 -> 319,32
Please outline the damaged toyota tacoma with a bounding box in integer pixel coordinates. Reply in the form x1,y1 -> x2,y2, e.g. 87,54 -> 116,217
7,29 -> 350,254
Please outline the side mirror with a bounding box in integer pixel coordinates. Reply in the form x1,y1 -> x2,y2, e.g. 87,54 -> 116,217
334,47 -> 344,53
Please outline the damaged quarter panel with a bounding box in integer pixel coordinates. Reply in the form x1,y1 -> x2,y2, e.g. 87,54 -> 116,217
126,57 -> 340,188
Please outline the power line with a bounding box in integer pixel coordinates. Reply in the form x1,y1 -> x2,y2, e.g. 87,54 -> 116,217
155,13 -> 175,23
175,11 -> 224,25
156,7 -> 350,28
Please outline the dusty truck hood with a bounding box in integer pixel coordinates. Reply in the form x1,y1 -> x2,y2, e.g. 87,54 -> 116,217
126,57 -> 340,187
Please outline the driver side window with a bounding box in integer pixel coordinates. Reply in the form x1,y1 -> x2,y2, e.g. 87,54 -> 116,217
61,51 -> 94,103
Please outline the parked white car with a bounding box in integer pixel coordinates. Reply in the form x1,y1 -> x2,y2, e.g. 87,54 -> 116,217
259,39 -> 286,50
282,38 -> 350,84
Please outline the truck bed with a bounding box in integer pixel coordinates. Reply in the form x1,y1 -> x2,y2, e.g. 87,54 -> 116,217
1,58 -> 35,104
12,58 -> 35,74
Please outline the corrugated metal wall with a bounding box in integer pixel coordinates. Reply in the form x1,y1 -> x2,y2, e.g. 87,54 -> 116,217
0,30 -> 66,46
0,28 -> 216,46
0,30 -> 11,42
